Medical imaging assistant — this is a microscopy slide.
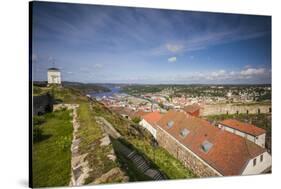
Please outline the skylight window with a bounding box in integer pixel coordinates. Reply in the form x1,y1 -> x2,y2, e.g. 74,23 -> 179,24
180,128 -> 190,137
201,140 -> 213,153
167,120 -> 174,128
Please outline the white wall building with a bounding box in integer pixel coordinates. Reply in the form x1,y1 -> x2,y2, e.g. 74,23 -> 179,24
139,119 -> 157,139
218,119 -> 266,148
139,111 -> 162,139
242,151 -> 272,175
47,68 -> 61,85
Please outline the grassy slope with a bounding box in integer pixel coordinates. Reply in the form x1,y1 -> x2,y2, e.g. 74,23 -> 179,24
131,139 -> 196,179
33,85 -> 196,186
91,100 -> 197,179
33,86 -> 120,187
76,103 -> 118,184
111,138 -> 152,182
32,110 -> 73,187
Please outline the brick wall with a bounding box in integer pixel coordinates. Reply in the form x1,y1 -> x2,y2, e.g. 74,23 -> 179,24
156,127 -> 220,177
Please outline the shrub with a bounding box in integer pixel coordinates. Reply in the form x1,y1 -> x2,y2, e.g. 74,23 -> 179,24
33,116 -> 46,126
132,116 -> 141,124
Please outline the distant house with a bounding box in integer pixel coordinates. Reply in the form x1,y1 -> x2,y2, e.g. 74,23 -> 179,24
218,119 -> 266,148
183,104 -> 200,116
47,67 -> 61,85
154,110 -> 271,177
139,111 -> 162,139
33,93 -> 54,115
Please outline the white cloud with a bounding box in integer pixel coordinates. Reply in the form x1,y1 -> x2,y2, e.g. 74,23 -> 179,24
168,56 -> 177,63
165,43 -> 184,53
211,70 -> 226,77
93,64 -> 103,69
240,68 -> 265,76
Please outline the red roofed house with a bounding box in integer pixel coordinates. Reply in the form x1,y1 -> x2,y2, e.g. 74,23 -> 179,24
218,119 -> 266,148
183,104 -> 201,117
155,110 -> 271,177
139,111 -> 162,139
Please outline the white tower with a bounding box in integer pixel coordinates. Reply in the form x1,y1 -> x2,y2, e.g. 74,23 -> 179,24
47,68 -> 61,85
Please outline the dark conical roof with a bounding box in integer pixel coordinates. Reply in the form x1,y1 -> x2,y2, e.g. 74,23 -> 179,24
48,67 -> 59,71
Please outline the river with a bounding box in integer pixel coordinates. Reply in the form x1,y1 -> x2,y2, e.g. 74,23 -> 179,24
89,84 -> 124,98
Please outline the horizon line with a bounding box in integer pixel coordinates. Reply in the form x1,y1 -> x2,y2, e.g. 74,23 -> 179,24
33,80 -> 272,86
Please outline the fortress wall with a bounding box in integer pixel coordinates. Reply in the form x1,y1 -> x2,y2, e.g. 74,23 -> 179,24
201,104 -> 271,116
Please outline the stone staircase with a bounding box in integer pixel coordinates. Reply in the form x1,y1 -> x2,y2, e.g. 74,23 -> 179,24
117,141 -> 165,180
96,116 -> 166,181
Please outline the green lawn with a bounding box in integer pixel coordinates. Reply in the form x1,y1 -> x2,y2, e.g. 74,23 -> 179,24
32,109 -> 73,188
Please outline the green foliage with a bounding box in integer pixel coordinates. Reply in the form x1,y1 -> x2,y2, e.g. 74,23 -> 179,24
33,115 -> 46,125
132,116 -> 141,124
130,139 -> 197,179
32,109 -> 73,187
33,86 -> 43,95
159,102 -> 164,109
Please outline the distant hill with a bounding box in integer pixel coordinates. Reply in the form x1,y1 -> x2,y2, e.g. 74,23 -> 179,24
62,81 -> 111,94
33,81 -> 111,94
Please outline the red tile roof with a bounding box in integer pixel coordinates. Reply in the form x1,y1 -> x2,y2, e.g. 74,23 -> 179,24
133,110 -> 150,118
183,104 -> 200,113
156,110 -> 266,176
142,111 -> 162,127
220,119 -> 266,136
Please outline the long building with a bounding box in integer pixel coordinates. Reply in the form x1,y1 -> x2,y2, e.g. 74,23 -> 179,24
139,110 -> 271,177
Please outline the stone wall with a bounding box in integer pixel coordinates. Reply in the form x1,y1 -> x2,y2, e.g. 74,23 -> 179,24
156,127 -> 220,177
201,104 -> 271,116
33,93 -> 54,115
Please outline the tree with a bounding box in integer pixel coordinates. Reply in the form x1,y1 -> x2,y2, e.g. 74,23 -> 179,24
132,116 -> 141,124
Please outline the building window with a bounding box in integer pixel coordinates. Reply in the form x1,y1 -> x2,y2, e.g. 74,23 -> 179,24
260,154 -> 263,162
180,128 -> 190,138
167,120 -> 174,129
201,140 -> 213,153
253,158 -> 256,166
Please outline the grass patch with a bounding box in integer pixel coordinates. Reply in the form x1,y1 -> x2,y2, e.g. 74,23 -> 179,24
32,109 -> 73,188
130,139 -> 197,179
33,85 -> 88,103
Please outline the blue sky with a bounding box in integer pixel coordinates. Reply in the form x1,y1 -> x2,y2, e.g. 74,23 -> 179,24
32,2 -> 271,84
